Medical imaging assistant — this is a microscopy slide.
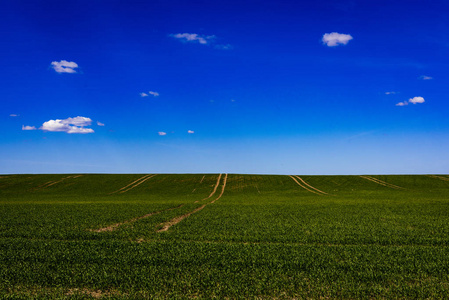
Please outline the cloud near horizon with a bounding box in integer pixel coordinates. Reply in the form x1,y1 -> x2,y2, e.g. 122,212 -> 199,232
158,132 -> 167,136
22,125 -> 36,130
322,32 -> 353,46
51,60 -> 79,73
40,116 -> 94,133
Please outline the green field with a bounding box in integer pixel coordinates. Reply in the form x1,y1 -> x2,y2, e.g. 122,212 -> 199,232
1,174 -> 449,299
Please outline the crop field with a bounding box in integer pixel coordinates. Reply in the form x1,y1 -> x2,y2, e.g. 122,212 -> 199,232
1,174 -> 449,299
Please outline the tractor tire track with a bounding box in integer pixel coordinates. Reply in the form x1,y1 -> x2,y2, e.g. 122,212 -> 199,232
211,173 -> 228,203
427,175 -> 449,182
91,204 -> 183,233
289,175 -> 323,195
119,174 -> 157,194
158,174 -> 228,232
360,175 -> 404,189
109,174 -> 153,194
34,175 -> 81,190
195,173 -> 222,203
294,176 -> 328,195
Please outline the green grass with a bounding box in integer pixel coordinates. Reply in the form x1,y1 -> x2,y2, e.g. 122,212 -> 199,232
1,173 -> 449,298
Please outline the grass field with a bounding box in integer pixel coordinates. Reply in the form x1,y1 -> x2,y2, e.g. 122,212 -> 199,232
1,174 -> 449,299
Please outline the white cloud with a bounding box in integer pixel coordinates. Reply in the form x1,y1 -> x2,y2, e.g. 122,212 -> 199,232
22,125 -> 36,130
97,121 -> 105,126
419,75 -> 433,80
158,132 -> 167,136
51,60 -> 79,73
140,92 -> 148,97
188,130 -> 194,134
40,116 -> 94,134
63,116 -> 92,126
215,44 -> 233,50
10,114 -> 19,117
409,96 -> 425,104
322,32 -> 353,47
385,92 -> 396,95
148,91 -> 159,97
396,96 -> 425,106
170,33 -> 215,45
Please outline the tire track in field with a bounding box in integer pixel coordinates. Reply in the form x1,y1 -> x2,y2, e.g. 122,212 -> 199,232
294,176 -> 328,195
34,175 -> 82,190
119,174 -> 157,194
109,174 -> 155,194
360,175 -> 405,190
194,173 -> 222,203
210,173 -> 228,203
158,173 -> 228,232
289,175 -> 326,195
427,175 -> 449,182
90,204 -> 184,232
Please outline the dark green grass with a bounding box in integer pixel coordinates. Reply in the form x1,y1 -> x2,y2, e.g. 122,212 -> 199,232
1,174 -> 449,299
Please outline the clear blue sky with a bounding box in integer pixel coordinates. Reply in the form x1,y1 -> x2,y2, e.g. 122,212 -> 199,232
1,0 -> 448,174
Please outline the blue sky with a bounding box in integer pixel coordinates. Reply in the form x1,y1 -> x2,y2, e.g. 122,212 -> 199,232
1,0 -> 448,174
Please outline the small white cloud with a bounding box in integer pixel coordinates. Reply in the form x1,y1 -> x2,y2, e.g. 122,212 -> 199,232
51,60 -> 79,73
22,125 -> 36,130
170,33 -> 215,45
40,116 -> 94,134
409,96 -> 425,104
10,114 -> 19,117
148,91 -> 159,97
396,96 -> 425,106
188,130 -> 194,134
419,75 -> 433,80
385,92 -> 396,95
140,92 -> 149,97
322,32 -> 353,47
97,121 -> 105,126
158,132 -> 167,136
215,44 -> 233,50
